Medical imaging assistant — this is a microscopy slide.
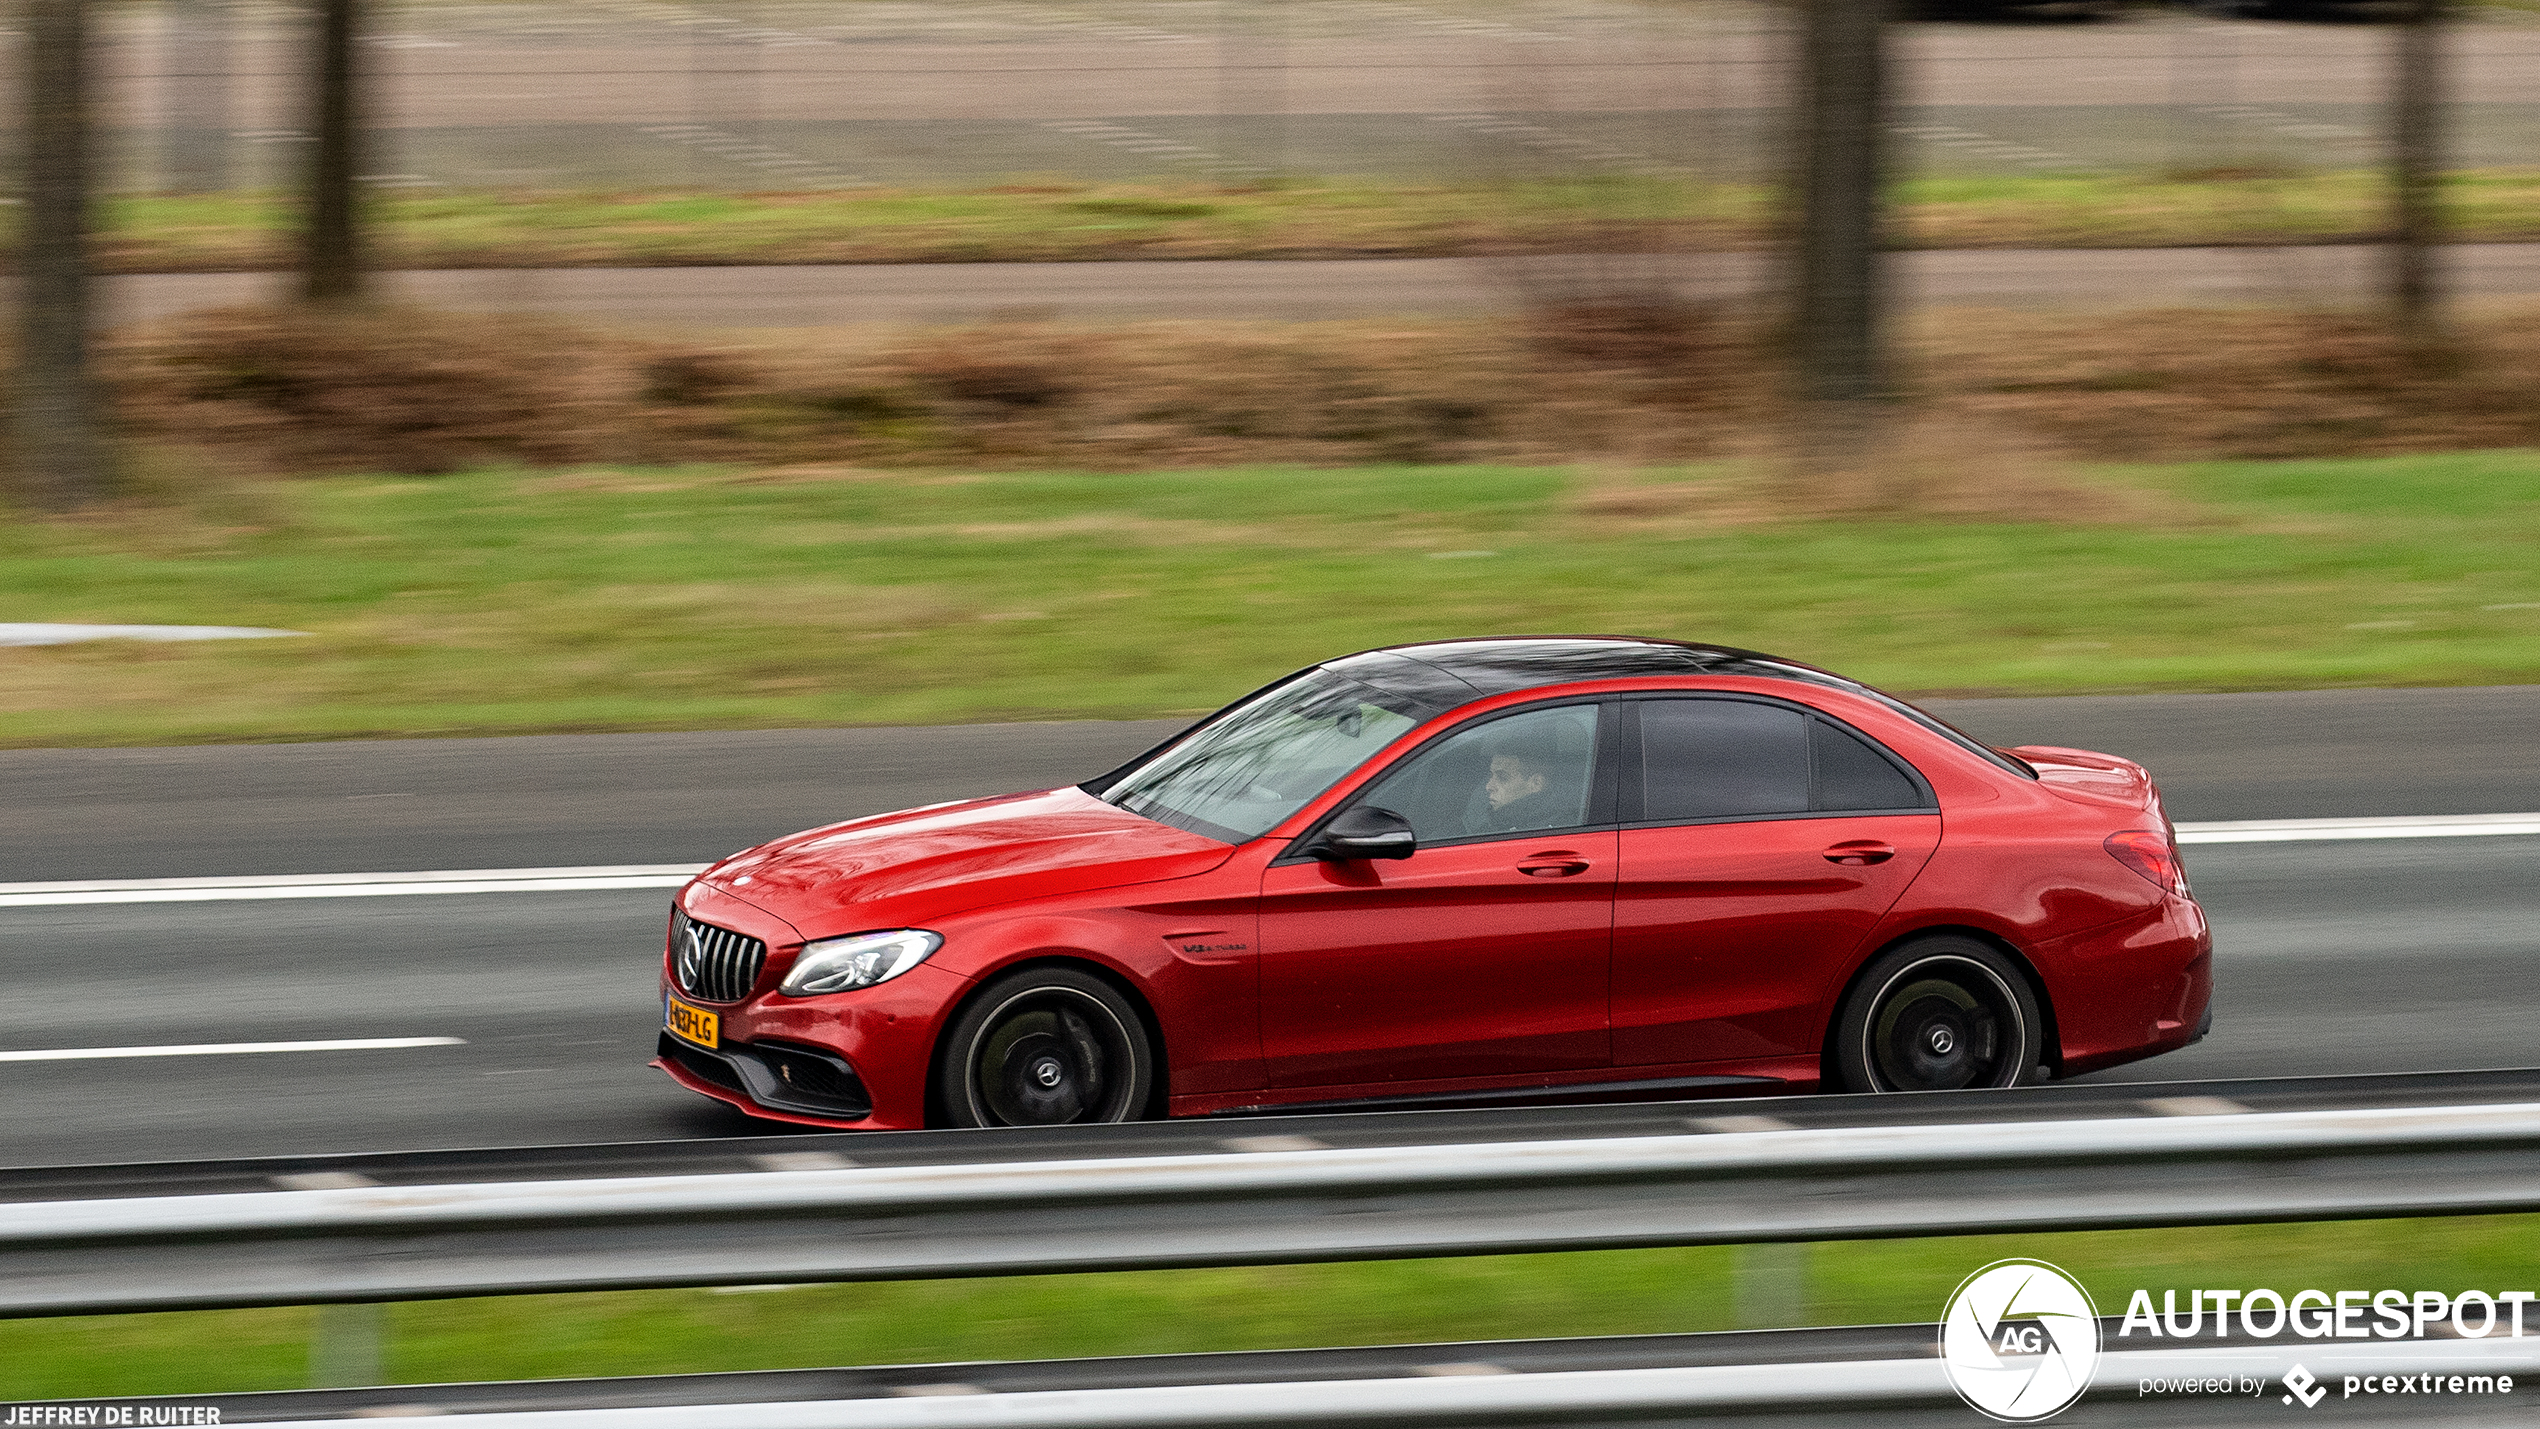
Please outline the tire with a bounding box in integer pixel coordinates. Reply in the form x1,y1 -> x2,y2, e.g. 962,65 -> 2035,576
1831,936 -> 2045,1093
935,967 -> 1155,1128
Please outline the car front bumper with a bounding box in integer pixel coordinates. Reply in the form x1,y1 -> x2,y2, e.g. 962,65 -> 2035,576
652,962 -> 968,1129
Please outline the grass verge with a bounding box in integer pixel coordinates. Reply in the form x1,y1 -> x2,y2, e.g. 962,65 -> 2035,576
5,451 -> 2539,747
58,169 -> 2540,271
4,1215 -> 2534,1397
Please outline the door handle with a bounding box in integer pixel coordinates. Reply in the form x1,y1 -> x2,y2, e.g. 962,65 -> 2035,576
1518,851 -> 1592,877
1823,840 -> 1896,866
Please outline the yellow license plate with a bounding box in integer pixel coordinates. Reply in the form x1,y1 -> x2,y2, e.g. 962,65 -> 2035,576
665,994 -> 719,1049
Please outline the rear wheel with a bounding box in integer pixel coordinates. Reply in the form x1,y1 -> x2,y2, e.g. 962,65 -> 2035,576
1832,937 -> 2044,1093
935,967 -> 1154,1128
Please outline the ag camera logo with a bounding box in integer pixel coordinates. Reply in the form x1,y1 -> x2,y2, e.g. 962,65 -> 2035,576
1942,1258 -> 2103,1421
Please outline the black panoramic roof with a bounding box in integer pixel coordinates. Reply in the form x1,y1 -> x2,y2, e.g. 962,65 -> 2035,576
1317,637 -> 2038,781
1324,637 -> 1849,703
1082,636 -> 2038,803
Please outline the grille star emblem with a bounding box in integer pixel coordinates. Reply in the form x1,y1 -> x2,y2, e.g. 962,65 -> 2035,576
678,921 -> 708,991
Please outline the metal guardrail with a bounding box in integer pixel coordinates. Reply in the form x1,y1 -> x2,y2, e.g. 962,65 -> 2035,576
10,1099 -> 2540,1316
81,1323 -> 1963,1422
269,1341 -> 2539,1429
40,1327 -> 2540,1427
15,1066 -> 2540,1205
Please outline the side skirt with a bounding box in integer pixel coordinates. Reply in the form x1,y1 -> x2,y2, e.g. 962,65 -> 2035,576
1206,1073 -> 1783,1118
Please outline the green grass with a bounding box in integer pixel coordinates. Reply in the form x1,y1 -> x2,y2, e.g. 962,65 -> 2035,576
8,450 -> 2540,747
83,178 -> 1755,270
6,1215 -> 2535,1397
57,169 -> 2540,271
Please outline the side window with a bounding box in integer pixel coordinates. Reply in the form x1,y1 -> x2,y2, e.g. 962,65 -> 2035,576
1812,718 -> 1926,811
1354,704 -> 1602,844
1638,700 -> 1809,820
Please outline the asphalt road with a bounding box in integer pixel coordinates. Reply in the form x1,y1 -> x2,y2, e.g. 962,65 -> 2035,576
91,246 -> 2540,330
2,685 -> 2534,1167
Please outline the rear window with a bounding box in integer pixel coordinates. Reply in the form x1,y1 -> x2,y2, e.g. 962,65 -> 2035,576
1811,718 -> 1927,811
1713,658 -> 2037,780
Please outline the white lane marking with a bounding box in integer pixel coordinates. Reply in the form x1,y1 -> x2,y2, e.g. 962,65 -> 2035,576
0,1037 -> 464,1062
5,812 -> 2531,912
0,865 -> 703,907
0,622 -> 306,646
2175,813 -> 2540,844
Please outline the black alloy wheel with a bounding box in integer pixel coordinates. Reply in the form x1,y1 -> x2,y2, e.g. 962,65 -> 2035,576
937,967 -> 1154,1128
1831,936 -> 2045,1093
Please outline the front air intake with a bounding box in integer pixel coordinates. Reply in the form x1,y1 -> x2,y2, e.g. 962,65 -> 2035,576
671,909 -> 768,1003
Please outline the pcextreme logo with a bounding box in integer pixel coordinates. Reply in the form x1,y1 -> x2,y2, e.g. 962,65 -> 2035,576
1941,1258 -> 2104,1422
2285,1365 -> 2329,1408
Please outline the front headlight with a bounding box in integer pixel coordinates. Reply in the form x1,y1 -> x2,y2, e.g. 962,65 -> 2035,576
779,929 -> 943,996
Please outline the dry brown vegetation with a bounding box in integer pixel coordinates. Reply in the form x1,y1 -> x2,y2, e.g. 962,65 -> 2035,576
92,301 -> 2540,489
1921,308 -> 2540,460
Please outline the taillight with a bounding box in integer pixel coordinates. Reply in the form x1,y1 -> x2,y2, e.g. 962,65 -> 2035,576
2105,829 -> 2189,896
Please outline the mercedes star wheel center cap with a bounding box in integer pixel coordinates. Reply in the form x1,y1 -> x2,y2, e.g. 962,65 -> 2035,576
1033,1059 -> 1064,1087
1930,1027 -> 1956,1055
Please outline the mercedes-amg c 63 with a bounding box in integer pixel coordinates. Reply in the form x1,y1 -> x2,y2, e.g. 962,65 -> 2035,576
654,638 -> 2212,1128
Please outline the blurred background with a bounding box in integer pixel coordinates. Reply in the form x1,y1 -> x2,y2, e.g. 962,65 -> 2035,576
6,0 -> 2540,1408
24,0 -> 2519,204
3,0 -> 2528,308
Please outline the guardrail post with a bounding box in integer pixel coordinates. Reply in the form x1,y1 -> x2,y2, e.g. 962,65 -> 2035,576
309,1302 -> 387,1387
1734,1242 -> 1809,1328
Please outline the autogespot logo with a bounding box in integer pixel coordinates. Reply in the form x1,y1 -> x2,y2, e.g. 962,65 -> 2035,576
1942,1258 -> 2104,1422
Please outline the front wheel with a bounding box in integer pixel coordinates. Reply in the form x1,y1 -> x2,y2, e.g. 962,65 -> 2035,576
935,967 -> 1155,1128
1831,937 -> 2044,1093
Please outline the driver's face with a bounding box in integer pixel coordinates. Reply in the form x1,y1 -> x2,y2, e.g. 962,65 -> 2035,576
1486,754 -> 1546,810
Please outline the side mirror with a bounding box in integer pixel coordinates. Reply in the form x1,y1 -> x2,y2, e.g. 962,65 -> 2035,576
1314,806 -> 1416,861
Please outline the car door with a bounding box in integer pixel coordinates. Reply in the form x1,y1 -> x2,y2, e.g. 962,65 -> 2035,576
1257,701 -> 1617,1089
1611,696 -> 1940,1069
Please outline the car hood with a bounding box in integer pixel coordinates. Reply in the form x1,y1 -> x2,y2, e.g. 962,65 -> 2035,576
695,785 -> 1238,935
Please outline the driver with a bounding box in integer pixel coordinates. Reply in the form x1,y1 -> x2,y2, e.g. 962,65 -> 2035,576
1472,726 -> 1577,835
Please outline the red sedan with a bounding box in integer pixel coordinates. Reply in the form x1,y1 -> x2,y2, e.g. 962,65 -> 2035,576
654,638 -> 2212,1129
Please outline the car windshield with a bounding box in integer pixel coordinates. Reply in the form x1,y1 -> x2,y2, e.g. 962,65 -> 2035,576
1102,669 -> 1436,842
